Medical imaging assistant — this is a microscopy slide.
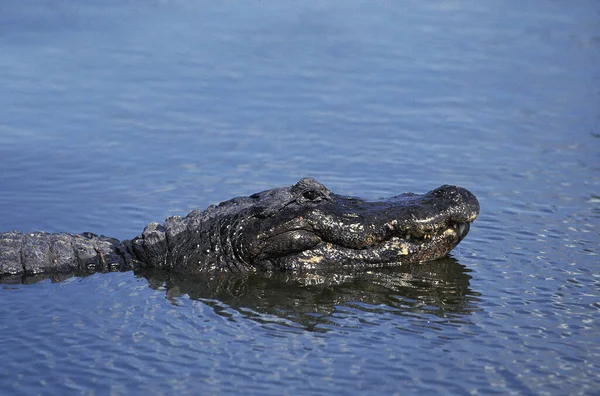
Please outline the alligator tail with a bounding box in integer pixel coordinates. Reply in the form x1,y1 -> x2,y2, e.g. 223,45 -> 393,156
0,231 -> 134,277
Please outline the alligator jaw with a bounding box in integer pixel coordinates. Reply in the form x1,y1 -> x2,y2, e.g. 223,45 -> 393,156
272,220 -> 473,271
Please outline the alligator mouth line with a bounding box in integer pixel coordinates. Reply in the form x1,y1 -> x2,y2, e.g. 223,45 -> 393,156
330,220 -> 469,252
287,221 -> 472,269
262,220 -> 470,253
379,221 -> 470,246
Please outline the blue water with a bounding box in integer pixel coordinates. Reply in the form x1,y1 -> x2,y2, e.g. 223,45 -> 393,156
1,1 -> 599,394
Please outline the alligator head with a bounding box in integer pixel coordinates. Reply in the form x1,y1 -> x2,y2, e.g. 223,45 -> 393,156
205,178 -> 480,272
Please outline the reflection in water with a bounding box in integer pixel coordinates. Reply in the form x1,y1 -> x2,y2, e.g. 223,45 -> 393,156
1,258 -> 480,332
137,258 -> 480,331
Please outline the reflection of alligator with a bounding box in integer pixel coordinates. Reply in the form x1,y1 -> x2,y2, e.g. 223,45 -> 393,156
0,178 -> 479,280
138,257 -> 479,331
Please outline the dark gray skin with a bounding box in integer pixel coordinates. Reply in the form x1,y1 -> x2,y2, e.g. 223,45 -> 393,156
0,178 -> 479,278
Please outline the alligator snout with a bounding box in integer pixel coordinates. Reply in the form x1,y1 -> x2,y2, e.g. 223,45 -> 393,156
428,185 -> 480,223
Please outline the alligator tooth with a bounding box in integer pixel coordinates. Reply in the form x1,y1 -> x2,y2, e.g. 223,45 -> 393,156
386,220 -> 397,230
452,223 -> 458,229
458,223 -> 466,235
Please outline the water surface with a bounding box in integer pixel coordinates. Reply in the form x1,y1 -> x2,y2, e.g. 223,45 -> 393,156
1,1 -> 599,394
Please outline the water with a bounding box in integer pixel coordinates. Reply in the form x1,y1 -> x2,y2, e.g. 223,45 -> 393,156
1,1 -> 599,394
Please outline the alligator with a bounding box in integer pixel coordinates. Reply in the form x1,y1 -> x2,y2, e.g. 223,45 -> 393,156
0,178 -> 479,279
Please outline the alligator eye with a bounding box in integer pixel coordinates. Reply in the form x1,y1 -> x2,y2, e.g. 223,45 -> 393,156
302,190 -> 321,201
